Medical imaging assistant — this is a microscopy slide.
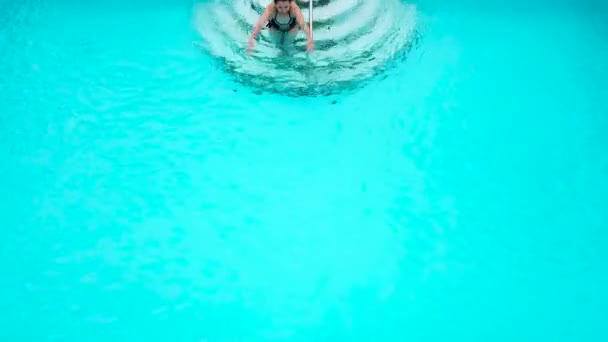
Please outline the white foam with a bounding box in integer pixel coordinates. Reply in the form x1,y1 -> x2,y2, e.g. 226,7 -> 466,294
311,0 -> 380,41
300,0 -> 363,22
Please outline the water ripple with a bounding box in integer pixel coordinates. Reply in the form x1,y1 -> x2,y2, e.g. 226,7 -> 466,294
193,0 -> 421,96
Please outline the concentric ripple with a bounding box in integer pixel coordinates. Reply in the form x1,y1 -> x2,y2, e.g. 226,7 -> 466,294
193,0 -> 421,96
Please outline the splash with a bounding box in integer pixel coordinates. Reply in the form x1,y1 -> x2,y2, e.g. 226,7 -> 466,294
193,0 -> 420,96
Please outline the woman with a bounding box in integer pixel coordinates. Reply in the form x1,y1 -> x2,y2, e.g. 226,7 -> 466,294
247,0 -> 314,54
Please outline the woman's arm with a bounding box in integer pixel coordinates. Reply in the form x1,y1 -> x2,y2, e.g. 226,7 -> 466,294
291,2 -> 314,52
247,4 -> 274,54
291,2 -> 312,41
249,4 -> 274,41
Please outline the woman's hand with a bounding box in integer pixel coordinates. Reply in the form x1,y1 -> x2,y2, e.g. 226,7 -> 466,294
247,37 -> 256,55
306,38 -> 314,54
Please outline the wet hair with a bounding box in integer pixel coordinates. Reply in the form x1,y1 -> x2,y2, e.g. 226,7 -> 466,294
274,0 -> 292,3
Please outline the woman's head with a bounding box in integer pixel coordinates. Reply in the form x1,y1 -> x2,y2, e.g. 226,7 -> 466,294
274,0 -> 292,14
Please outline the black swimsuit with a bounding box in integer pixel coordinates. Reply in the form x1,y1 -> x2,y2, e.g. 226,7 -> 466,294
266,10 -> 296,32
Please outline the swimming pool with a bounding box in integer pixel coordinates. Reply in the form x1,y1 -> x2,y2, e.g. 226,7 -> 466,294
1,0 -> 607,340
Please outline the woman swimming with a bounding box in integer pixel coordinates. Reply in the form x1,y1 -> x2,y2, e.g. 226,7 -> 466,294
247,0 -> 314,54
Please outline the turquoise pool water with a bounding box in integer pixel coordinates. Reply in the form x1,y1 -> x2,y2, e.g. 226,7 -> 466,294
1,0 -> 607,340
